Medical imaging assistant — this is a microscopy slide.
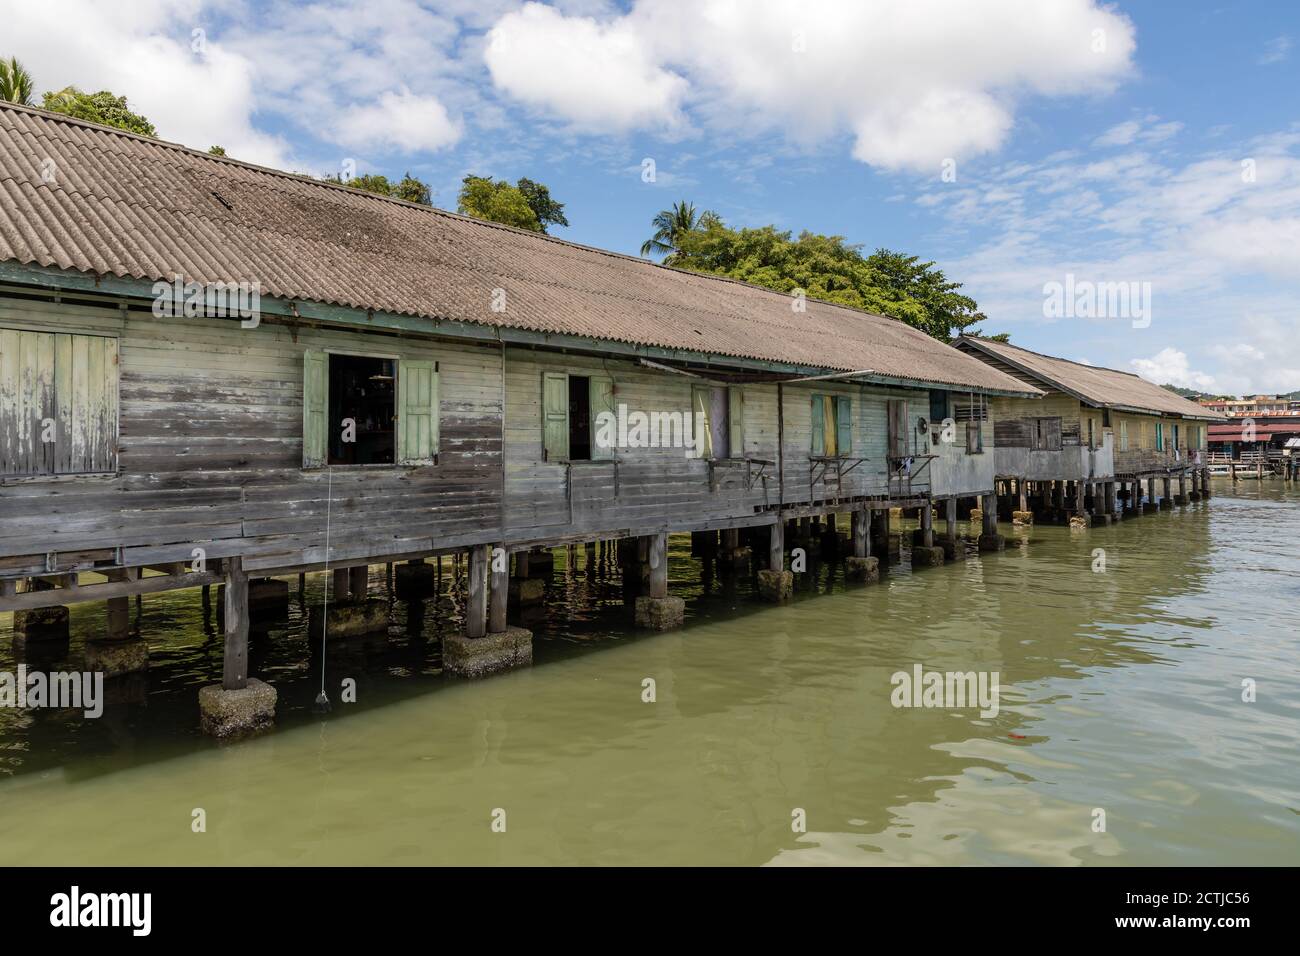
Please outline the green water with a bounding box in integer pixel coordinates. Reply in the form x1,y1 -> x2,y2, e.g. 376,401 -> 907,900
2,482 -> 1297,866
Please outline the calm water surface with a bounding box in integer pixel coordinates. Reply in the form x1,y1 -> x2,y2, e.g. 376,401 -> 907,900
2,481 -> 1297,865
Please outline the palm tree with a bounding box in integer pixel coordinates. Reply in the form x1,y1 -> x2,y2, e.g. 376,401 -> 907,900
640,200 -> 714,260
0,57 -> 35,106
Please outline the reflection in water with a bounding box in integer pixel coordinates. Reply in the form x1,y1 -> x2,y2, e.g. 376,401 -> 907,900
1,482 -> 1297,865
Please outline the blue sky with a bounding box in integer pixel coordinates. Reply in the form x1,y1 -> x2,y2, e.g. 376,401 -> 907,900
9,0 -> 1300,394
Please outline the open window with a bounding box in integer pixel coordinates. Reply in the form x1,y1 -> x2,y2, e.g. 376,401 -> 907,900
302,350 -> 438,467
693,385 -> 746,459
542,370 -> 615,462
813,393 -> 852,457
0,328 -> 119,476
954,396 -> 985,453
1031,417 -> 1062,451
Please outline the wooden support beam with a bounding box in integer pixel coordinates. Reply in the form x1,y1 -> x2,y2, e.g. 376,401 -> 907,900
852,507 -> 870,558
982,493 -> 998,536
920,501 -> 934,547
332,567 -> 350,602
648,533 -> 668,599
349,564 -> 368,598
467,544 -> 489,639
489,547 -> 508,634
223,556 -> 249,691
769,519 -> 785,571
945,497 -> 958,540
0,568 -> 223,612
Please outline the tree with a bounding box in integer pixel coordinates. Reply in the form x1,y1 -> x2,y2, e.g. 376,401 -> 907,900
320,171 -> 432,205
516,178 -> 568,232
208,145 -> 227,156
0,56 -> 35,106
42,87 -> 156,136
392,173 -> 431,205
640,201 -> 719,261
861,249 -> 987,340
457,175 -> 541,231
665,211 -> 992,342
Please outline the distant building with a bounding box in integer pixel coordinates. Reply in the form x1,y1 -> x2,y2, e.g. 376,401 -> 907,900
1199,395 -> 1300,417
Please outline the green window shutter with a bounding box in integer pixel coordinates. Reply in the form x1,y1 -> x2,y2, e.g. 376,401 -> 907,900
1155,422 -> 1164,451
302,349 -> 328,467
590,375 -> 616,460
810,394 -> 825,456
542,371 -> 569,461
728,387 -> 745,458
1,329 -> 116,476
692,384 -> 713,458
397,359 -> 439,463
836,396 -> 852,455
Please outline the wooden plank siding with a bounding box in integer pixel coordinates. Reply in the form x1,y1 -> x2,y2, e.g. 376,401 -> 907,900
0,296 -> 502,572
3,291 -> 1009,583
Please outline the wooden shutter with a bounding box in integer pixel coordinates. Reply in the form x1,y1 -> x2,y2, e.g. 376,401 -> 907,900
1155,422 -> 1164,451
728,387 -> 745,458
887,399 -> 908,459
692,384 -> 713,458
397,359 -> 438,464
2,329 -> 118,476
836,396 -> 852,455
1119,419 -> 1128,451
590,375 -> 615,460
302,349 -> 328,467
542,371 -> 569,461
1046,418 -> 1061,450
810,394 -> 825,456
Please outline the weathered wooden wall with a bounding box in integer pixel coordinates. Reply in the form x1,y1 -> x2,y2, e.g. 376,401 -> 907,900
0,295 -> 503,576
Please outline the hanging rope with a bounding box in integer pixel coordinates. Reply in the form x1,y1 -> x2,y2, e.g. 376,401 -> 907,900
314,466 -> 333,714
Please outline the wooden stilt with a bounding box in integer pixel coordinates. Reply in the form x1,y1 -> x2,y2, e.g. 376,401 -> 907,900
489,547 -> 508,633
648,533 -> 668,599
223,556 -> 249,691
467,545 -> 489,639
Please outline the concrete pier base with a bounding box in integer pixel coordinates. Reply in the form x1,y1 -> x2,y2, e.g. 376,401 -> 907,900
85,638 -> 149,678
1011,510 -> 1034,525
308,598 -> 388,638
1174,495 -> 1189,506
443,626 -> 532,678
1142,503 -> 1160,514
393,561 -> 436,599
1189,491 -> 1202,502
911,545 -> 945,568
978,533 -> 1005,552
1158,498 -> 1174,509
721,545 -> 753,570
934,534 -> 966,562
634,595 -> 685,630
508,576 -> 545,605
199,678 -> 277,738
1069,514 -> 1091,529
756,569 -> 793,602
844,556 -> 880,582
12,606 -> 70,646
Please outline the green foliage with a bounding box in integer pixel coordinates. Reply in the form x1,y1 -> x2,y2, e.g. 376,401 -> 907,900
42,87 -> 156,136
457,175 -> 541,231
320,171 -> 432,205
0,56 -> 35,106
640,201 -> 718,259
667,213 -> 989,340
516,177 -> 568,231
208,145 -> 227,156
392,173 -> 431,205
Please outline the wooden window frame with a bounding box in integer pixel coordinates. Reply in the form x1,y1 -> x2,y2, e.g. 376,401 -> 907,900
0,327 -> 120,479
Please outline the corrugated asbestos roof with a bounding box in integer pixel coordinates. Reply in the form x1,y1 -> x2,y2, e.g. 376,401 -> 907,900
0,103 -> 1037,395
956,336 -> 1225,420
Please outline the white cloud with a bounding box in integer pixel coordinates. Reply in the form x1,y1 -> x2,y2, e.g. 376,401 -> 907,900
3,0 -> 291,168
333,90 -> 462,153
1258,36 -> 1292,66
485,3 -> 688,131
483,0 -> 1137,171
1130,348 -> 1218,390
